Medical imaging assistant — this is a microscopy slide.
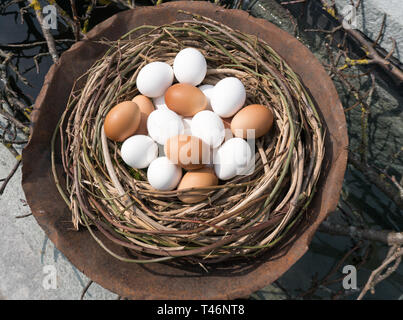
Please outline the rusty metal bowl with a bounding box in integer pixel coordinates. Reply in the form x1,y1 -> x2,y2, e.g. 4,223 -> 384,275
22,1 -> 348,299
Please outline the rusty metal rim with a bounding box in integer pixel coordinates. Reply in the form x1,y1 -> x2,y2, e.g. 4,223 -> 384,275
21,1 -> 348,299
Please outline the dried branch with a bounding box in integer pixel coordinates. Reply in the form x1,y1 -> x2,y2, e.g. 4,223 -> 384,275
15,213 -> 33,218
346,28 -> 403,82
0,39 -> 75,50
69,0 -> 81,41
319,220 -> 403,246
373,14 -> 386,48
45,0 -> 84,39
357,246 -> 403,300
80,280 -> 93,300
0,108 -> 29,132
108,0 -> 135,9
27,0 -> 59,63
298,241 -> 363,299
281,0 -> 306,5
390,175 -> 403,199
348,151 -> 403,209
0,159 -> 21,195
0,0 -> 25,12
313,0 -> 403,83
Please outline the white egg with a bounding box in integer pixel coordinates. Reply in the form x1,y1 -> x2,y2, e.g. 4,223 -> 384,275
213,138 -> 253,180
147,157 -> 182,191
211,77 -> 246,117
121,135 -> 158,169
198,84 -> 214,111
152,95 -> 169,110
147,109 -> 184,145
136,62 -> 174,98
191,110 -> 225,148
173,48 -> 207,86
183,117 -> 193,134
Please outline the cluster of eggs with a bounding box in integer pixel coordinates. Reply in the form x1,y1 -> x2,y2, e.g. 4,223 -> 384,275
103,48 -> 274,203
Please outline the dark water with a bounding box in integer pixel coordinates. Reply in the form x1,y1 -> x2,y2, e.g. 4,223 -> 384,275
1,0 -> 402,299
0,4 -> 51,101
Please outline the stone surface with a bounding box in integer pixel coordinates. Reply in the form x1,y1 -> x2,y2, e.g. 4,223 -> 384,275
0,143 -> 118,300
328,0 -> 402,61
275,0 -> 403,62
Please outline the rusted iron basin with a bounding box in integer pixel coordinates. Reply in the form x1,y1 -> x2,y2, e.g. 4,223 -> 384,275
22,1 -> 348,299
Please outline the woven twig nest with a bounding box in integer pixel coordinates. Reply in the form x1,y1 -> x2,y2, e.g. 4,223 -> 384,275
51,13 -> 325,264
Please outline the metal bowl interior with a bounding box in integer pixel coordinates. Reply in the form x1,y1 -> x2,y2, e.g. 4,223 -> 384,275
21,1 -> 348,299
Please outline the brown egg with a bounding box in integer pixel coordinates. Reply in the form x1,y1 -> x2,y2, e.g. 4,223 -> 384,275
177,167 -> 218,203
164,134 -> 206,170
165,83 -> 208,117
231,104 -> 274,139
104,101 -> 141,142
132,95 -> 155,135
